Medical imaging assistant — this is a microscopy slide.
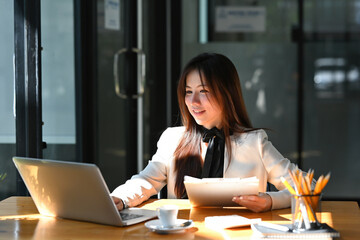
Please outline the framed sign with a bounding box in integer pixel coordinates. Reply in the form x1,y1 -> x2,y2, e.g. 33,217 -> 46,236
215,6 -> 266,33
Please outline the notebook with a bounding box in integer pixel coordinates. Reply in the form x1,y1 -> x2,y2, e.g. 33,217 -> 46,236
12,156 -> 157,226
184,176 -> 259,207
251,222 -> 340,239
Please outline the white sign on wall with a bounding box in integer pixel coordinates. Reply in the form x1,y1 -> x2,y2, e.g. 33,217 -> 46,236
215,6 -> 266,33
105,0 -> 120,30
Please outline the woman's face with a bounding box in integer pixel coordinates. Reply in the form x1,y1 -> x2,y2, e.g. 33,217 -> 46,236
185,70 -> 222,129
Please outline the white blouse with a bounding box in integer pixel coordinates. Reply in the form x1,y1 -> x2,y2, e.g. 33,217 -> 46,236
111,126 -> 300,210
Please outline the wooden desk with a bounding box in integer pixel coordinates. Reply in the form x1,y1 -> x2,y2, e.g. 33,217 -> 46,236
0,197 -> 359,239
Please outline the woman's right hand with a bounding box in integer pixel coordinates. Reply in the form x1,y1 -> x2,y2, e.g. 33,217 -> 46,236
111,196 -> 124,210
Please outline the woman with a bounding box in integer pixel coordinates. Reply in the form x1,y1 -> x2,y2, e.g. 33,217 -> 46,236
111,53 -> 300,212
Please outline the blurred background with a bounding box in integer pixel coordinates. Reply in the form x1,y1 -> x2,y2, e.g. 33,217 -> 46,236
1,0 -> 359,204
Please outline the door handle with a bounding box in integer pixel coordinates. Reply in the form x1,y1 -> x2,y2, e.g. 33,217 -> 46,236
113,48 -> 146,99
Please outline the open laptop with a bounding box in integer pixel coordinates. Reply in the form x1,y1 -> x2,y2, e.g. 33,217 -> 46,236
12,156 -> 157,226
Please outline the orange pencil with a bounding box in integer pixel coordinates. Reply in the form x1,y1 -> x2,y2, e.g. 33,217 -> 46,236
306,169 -> 312,182
281,177 -> 296,195
320,172 -> 331,192
314,175 -> 324,195
288,169 -> 301,194
301,177 -> 316,222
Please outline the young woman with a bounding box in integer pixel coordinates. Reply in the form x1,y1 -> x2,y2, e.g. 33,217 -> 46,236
111,53 -> 301,212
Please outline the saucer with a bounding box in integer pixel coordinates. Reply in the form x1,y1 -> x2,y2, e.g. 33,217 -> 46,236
145,219 -> 194,234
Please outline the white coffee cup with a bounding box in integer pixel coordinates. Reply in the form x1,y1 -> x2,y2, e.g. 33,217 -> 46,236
156,205 -> 179,228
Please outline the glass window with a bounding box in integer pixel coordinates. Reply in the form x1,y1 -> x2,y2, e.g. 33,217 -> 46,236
182,0 -> 299,160
303,0 -> 360,199
0,0 -> 16,199
41,0 -> 76,161
183,0 -> 360,201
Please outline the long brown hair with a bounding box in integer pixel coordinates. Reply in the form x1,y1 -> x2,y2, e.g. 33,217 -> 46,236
174,53 -> 254,198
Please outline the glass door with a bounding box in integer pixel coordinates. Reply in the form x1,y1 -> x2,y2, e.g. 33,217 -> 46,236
95,0 -> 169,192
96,0 -> 134,190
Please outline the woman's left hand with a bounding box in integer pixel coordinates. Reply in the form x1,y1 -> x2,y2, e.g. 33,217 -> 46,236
232,192 -> 272,212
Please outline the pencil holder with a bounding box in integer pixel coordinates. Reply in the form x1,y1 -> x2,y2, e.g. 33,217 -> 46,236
291,193 -> 322,232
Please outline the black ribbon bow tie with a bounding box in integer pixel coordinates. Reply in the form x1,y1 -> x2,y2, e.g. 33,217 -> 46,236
202,127 -> 225,143
201,127 -> 225,178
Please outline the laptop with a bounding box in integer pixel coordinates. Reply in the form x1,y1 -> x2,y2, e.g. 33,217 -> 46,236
12,156 -> 157,226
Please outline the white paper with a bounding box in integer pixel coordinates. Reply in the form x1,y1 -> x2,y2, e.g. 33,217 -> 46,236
105,0 -> 120,30
205,215 -> 261,229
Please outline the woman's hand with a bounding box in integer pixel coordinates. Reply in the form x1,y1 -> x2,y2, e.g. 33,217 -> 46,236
112,196 -> 125,210
232,192 -> 272,212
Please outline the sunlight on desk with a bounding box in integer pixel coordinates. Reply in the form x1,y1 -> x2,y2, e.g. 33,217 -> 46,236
279,211 -> 334,226
276,213 -> 292,224
0,214 -> 49,221
321,212 -> 334,226
0,197 -> 359,239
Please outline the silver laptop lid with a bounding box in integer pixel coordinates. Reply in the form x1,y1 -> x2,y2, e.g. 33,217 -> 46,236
13,157 -> 124,226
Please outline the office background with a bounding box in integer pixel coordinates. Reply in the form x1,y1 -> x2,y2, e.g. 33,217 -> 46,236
1,0 -> 359,204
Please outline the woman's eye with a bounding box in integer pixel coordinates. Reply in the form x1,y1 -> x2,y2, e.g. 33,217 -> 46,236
200,89 -> 209,93
185,90 -> 192,95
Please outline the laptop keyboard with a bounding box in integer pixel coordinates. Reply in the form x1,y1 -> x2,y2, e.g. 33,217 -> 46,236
120,212 -> 143,221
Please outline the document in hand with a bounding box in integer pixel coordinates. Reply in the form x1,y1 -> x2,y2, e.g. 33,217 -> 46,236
184,176 -> 259,207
